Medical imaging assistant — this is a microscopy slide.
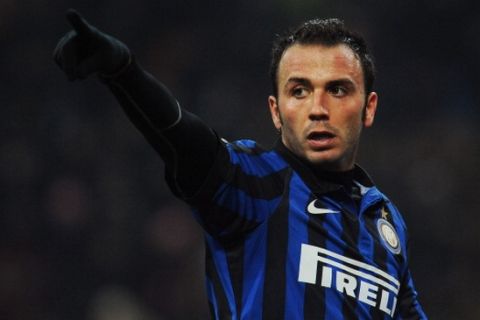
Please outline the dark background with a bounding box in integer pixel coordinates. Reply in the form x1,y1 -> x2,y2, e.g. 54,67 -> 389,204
1,0 -> 479,319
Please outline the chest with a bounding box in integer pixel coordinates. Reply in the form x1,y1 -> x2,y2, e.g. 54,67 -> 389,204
276,173 -> 406,316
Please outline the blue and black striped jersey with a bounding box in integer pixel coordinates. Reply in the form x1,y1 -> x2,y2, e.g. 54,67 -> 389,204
184,139 -> 427,320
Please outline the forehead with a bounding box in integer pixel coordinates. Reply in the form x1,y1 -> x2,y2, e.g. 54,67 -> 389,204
278,43 -> 364,88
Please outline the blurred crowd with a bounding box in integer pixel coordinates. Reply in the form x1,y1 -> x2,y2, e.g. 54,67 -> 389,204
1,0 -> 479,319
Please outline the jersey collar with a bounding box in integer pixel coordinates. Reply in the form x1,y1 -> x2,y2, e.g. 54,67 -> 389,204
273,140 -> 375,196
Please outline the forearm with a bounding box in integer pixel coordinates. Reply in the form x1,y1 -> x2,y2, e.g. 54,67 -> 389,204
103,59 -> 219,198
103,58 -> 182,131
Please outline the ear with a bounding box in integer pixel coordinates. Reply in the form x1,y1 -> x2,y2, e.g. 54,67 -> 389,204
363,92 -> 378,128
268,95 -> 282,130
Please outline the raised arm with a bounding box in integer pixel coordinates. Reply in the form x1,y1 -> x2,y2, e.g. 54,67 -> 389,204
53,10 -> 220,199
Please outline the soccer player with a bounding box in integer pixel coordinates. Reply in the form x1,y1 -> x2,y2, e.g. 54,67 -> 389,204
54,9 -> 428,319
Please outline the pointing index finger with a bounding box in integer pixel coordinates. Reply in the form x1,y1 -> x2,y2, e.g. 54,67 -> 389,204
66,9 -> 93,37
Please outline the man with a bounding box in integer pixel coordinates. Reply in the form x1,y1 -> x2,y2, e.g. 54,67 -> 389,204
54,9 -> 427,319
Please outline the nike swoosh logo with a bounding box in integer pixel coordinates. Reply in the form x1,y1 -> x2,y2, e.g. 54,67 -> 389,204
307,200 -> 341,215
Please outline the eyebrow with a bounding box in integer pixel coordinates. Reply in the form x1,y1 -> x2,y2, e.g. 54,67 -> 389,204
284,77 -> 356,89
326,78 -> 356,90
284,77 -> 312,89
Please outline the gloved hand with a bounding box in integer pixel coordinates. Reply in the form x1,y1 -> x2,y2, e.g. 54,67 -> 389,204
53,9 -> 131,80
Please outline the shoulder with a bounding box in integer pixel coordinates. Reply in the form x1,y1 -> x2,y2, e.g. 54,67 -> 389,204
222,139 -> 289,176
223,139 -> 266,155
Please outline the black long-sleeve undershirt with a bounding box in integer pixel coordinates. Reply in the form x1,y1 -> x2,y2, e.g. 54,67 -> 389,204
101,58 -> 220,199
100,58 -> 365,204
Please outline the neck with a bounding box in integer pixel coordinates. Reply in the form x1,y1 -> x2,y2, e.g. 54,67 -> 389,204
310,165 -> 355,185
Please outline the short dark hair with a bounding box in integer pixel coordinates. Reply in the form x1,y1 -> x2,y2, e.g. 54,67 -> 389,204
270,18 -> 375,98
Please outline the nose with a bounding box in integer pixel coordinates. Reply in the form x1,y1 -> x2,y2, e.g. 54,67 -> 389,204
309,92 -> 329,121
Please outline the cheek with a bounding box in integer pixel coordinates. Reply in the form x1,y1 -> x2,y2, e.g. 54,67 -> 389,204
343,115 -> 364,142
279,109 -> 305,144
283,114 -> 305,138
333,109 -> 362,133
283,99 -> 308,121
278,105 -> 298,127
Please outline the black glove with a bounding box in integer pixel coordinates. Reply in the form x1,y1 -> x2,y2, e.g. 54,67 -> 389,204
53,9 -> 131,81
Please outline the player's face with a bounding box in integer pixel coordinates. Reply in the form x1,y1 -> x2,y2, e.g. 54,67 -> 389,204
269,44 -> 378,171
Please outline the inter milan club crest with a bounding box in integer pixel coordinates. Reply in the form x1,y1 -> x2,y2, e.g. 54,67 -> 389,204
377,218 -> 401,255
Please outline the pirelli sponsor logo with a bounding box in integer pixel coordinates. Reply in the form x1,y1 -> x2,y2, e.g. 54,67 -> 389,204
298,244 -> 399,316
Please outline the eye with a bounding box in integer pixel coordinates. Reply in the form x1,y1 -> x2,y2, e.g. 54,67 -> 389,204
291,86 -> 309,98
328,85 -> 348,97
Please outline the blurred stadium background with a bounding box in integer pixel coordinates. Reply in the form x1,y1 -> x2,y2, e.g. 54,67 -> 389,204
1,0 -> 479,319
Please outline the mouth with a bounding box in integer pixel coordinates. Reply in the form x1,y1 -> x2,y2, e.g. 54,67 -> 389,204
307,131 -> 336,141
306,131 -> 336,149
